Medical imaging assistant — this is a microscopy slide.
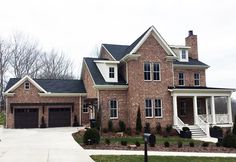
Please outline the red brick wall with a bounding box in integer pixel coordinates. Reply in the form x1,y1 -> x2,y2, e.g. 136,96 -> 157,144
174,68 -> 206,86
185,35 -> 198,59
100,46 -> 115,60
126,33 -> 174,130
6,81 -> 82,128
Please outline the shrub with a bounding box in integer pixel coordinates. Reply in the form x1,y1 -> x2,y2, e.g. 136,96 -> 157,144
144,122 -> 151,133
102,128 -> 108,133
73,115 -> 79,127
216,142 -> 221,147
210,126 -> 223,138
136,107 -> 142,133
182,127 -> 190,132
125,128 -> 132,136
121,140 -> 127,146
177,141 -> 183,148
135,141 -> 140,147
222,133 -> 236,148
189,141 -> 194,147
202,142 -> 209,147
83,128 -> 100,145
105,138 -> 110,145
233,115 -> 236,135
119,120 -> 126,132
108,120 -> 113,132
156,122 -> 162,135
149,134 -> 156,147
164,141 -> 170,147
165,124 -> 172,136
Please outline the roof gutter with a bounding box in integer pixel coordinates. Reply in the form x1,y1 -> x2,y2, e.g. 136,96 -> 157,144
94,85 -> 128,90
38,93 -> 87,97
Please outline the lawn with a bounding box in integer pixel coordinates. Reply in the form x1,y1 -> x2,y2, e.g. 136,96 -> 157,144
0,112 -> 5,125
91,155 -> 236,162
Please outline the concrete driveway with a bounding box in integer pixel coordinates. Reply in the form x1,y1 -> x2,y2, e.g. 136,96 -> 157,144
0,127 -> 94,162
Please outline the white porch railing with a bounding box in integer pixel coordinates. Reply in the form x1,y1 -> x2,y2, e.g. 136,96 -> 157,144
200,114 -> 230,124
175,116 -> 186,133
196,115 -> 209,137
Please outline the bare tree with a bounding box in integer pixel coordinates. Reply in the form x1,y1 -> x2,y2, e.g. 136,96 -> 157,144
39,50 -> 74,79
0,39 -> 12,103
10,33 -> 42,78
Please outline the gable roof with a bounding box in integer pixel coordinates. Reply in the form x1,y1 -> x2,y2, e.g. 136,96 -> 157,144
102,26 -> 176,61
83,57 -> 127,85
173,58 -> 209,68
5,77 -> 86,93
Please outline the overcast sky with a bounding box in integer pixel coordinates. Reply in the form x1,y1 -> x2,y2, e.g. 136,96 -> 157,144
0,0 -> 235,97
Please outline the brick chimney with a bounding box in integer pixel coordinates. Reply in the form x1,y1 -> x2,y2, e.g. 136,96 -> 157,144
185,30 -> 198,59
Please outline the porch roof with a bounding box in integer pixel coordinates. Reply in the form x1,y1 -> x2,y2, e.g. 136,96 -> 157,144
168,86 -> 235,96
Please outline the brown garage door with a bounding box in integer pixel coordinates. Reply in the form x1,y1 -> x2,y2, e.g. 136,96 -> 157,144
48,108 -> 71,127
14,108 -> 39,128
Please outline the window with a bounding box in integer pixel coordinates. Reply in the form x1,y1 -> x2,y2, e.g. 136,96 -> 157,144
109,99 -> 118,119
144,63 -> 151,80
109,67 -> 115,78
82,104 -> 88,113
24,82 -> 30,90
145,99 -> 152,117
181,50 -> 186,59
153,63 -> 160,81
194,73 -> 200,86
178,73 -> 185,86
154,99 -> 162,117
180,101 -> 187,116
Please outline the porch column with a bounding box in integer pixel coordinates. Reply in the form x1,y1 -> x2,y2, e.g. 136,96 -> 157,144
193,96 -> 198,124
205,98 -> 209,122
227,96 -> 233,124
211,96 -> 216,125
173,95 -> 178,125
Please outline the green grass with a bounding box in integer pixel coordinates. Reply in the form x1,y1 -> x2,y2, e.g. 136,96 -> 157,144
91,155 -> 236,162
0,112 -> 5,125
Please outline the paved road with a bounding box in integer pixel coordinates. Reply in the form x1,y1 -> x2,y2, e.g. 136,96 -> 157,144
0,127 -> 94,162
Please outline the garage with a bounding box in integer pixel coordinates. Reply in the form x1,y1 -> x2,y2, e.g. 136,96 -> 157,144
48,108 -> 71,127
14,108 -> 39,128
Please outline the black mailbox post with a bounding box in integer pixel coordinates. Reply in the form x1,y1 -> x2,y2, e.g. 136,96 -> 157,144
144,133 -> 150,162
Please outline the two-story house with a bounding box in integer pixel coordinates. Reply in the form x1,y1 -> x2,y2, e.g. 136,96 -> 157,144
4,26 -> 235,138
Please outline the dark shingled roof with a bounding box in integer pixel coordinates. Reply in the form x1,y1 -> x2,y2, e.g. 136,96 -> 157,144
84,57 -> 127,85
173,58 -> 209,67
5,78 -> 86,93
102,27 -> 151,61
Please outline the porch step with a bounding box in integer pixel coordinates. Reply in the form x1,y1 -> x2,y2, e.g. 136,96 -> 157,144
188,125 -> 207,138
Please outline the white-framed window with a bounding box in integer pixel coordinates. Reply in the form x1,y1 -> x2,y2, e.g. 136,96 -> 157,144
180,101 -> 187,116
194,73 -> 200,86
178,73 -> 185,86
153,63 -> 160,81
145,99 -> 153,117
144,62 -> 151,80
109,99 -> 118,119
181,50 -> 186,59
24,81 -> 30,90
154,99 -> 162,118
109,67 -> 115,78
82,104 -> 88,113
179,49 -> 189,62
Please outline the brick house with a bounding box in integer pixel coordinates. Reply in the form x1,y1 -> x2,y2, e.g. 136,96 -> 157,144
4,26 -> 235,137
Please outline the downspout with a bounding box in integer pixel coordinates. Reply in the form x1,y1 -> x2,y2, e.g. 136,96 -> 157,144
5,96 -> 7,128
79,96 -> 82,125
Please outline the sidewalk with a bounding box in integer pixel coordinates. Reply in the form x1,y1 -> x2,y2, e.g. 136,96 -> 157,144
87,149 -> 236,158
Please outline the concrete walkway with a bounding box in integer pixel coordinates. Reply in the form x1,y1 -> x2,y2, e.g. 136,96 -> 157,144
87,149 -> 236,158
0,127 -> 94,162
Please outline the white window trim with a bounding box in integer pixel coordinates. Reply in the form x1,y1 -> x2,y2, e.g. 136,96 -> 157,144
145,99 -> 153,118
24,82 -> 30,90
153,63 -> 161,81
154,99 -> 163,118
178,72 -> 185,86
179,49 -> 189,62
194,73 -> 201,86
82,104 -> 89,113
144,62 -> 152,81
109,67 -> 115,78
109,99 -> 118,119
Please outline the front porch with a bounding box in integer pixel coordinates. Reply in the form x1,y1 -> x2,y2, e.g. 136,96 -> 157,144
169,87 -> 235,137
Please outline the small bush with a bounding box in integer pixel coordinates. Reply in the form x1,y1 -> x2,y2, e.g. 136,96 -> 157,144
164,141 -> 170,147
83,128 -> 100,145
222,133 -> 236,148
144,122 -> 151,133
165,124 -> 172,135
149,134 -> 156,147
108,120 -> 113,132
105,138 -> 110,145
177,141 -> 183,148
189,141 -> 194,147
121,140 -> 127,146
202,142 -> 209,147
135,141 -> 140,147
136,107 -> 142,133
102,128 -> 108,133
182,127 -> 190,132
119,120 -> 126,132
156,122 -> 162,135
125,128 -> 132,136
216,142 -> 221,147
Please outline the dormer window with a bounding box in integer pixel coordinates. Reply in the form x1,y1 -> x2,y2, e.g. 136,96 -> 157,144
182,50 -> 186,59
109,67 -> 115,78
24,82 -> 30,90
179,49 -> 189,62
